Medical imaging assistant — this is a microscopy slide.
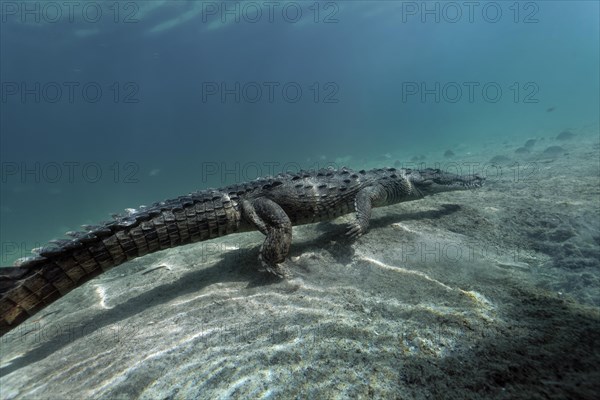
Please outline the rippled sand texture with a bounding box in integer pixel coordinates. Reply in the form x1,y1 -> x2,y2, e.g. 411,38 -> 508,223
1,128 -> 599,399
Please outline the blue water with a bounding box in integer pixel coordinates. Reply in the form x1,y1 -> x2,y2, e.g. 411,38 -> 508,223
0,1 -> 598,265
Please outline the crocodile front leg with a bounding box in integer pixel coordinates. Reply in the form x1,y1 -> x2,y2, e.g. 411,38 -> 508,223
241,198 -> 292,277
346,185 -> 387,238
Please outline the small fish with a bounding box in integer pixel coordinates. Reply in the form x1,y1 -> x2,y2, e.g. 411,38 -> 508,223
546,106 -> 556,112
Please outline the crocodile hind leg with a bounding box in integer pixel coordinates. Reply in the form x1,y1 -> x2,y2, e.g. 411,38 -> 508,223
241,198 -> 292,277
346,185 -> 387,238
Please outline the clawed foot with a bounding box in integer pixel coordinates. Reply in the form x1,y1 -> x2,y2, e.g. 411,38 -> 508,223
346,223 -> 364,239
258,252 -> 289,278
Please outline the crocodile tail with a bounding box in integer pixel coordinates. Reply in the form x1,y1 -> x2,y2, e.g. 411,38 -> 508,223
0,190 -> 243,336
0,266 -> 35,335
0,252 -> 109,337
0,224 -> 155,336
0,220 -> 162,336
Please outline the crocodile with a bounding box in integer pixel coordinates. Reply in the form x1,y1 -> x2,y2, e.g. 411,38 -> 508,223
0,167 -> 483,336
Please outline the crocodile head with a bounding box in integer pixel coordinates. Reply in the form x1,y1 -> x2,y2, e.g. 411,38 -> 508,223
408,168 -> 484,196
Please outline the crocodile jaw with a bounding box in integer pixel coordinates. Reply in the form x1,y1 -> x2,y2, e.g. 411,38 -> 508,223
408,168 -> 484,196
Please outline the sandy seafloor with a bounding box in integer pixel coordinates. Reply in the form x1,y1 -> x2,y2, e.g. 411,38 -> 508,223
1,126 -> 599,400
